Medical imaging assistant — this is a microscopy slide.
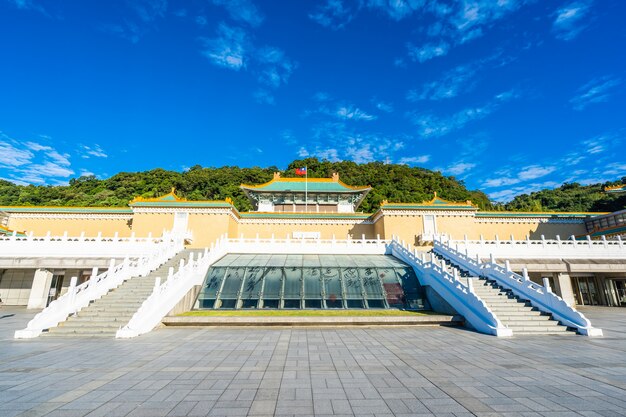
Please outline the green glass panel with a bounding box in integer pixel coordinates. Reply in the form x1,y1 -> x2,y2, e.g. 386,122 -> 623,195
342,268 -> 362,299
262,267 -> 283,298
220,267 -> 245,298
200,267 -> 226,299
361,267 -> 384,299
303,268 -> 322,299
283,267 -> 302,298
378,267 -> 405,308
241,267 -> 263,300
321,268 -> 342,301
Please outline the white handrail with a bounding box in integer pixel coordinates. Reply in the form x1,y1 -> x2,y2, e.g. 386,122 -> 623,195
117,238 -> 228,338
444,235 -> 625,260
388,237 -> 512,337
433,238 -> 603,337
14,231 -> 185,339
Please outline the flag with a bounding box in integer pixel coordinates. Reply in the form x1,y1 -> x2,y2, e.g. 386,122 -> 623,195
295,167 -> 307,176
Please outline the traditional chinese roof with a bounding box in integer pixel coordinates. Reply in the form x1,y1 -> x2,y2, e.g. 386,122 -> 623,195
380,193 -> 477,211
129,189 -> 234,208
605,184 -> 626,193
240,173 -> 371,194
239,212 -> 371,220
0,224 -> 27,237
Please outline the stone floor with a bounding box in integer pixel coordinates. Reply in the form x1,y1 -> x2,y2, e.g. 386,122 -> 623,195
1,306 -> 626,417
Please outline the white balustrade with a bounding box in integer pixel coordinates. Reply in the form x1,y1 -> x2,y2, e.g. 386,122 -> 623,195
14,231 -> 185,339
0,230 -> 183,259
388,236 -> 512,337
444,235 -> 625,260
433,237 -> 603,337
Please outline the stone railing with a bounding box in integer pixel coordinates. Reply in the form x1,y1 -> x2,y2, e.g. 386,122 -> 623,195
117,239 -> 228,338
223,234 -> 388,255
0,230 -> 182,259
14,231 -> 185,339
441,235 -> 625,260
433,237 -> 603,336
389,236 -> 512,337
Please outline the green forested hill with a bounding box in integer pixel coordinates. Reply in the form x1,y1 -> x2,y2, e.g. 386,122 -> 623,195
503,180 -> 626,213
0,158 -> 623,213
0,158 -> 492,212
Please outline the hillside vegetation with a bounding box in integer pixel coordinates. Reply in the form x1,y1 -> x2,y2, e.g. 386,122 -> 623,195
0,158 -> 623,213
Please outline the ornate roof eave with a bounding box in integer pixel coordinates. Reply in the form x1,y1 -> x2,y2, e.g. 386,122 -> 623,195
477,211 -> 606,219
240,177 -> 371,193
379,192 -> 478,211
129,188 -> 235,209
0,206 -> 133,214
605,184 -> 626,193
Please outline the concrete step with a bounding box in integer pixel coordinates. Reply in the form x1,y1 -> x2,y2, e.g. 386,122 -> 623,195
502,319 -> 560,326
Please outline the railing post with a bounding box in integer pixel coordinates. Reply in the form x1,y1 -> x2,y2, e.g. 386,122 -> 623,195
489,253 -> 495,265
556,235 -> 561,248
467,277 -> 474,294
153,277 -> 161,292
541,235 -> 546,248
68,276 -> 78,312
571,235 -> 577,246
618,236 -> 623,249
495,234 -> 499,248
586,235 -> 592,247
522,268 -> 530,282
108,258 -> 116,275
542,277 -> 552,293
168,267 -> 174,282
601,236 -> 608,248
453,269 -> 459,282
505,260 -> 511,272
96,232 -> 102,242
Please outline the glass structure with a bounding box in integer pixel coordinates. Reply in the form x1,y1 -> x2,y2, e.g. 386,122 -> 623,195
194,254 -> 429,310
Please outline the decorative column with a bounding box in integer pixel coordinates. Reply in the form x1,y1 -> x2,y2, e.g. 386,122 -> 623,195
26,269 -> 54,309
554,272 -> 576,306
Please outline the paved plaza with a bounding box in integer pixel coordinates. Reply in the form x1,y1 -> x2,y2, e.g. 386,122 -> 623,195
1,308 -> 626,417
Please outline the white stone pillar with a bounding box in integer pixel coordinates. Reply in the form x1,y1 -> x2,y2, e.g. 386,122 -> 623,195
555,272 -> 576,306
26,269 -> 54,309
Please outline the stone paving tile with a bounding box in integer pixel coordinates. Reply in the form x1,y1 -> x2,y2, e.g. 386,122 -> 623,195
1,307 -> 626,416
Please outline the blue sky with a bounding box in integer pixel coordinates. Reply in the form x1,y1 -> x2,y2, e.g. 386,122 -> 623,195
0,0 -> 624,201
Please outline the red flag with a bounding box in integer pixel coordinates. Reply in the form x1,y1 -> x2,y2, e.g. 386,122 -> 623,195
295,167 -> 307,176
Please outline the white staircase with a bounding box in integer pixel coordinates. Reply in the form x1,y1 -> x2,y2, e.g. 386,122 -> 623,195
472,278 -> 572,335
43,251 -> 195,337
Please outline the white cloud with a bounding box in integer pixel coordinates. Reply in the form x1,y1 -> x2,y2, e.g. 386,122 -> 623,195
552,1 -> 593,41
212,0 -> 264,28
570,76 -> 622,111
130,0 -> 167,23
398,155 -> 430,165
5,0 -> 46,14
406,42 -> 450,63
309,0 -> 356,30
336,106 -> 377,121
201,23 -> 249,70
517,165 -> 556,180
255,46 -> 296,88
373,100 -> 393,113
81,144 -> 108,158
446,162 -> 476,176
253,89 -> 275,105
410,90 -> 517,137
366,0 -> 425,20
0,139 -> 33,167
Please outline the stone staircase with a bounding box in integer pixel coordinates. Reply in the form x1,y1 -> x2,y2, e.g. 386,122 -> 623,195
472,278 -> 573,335
43,250 -> 195,338
433,253 -> 573,336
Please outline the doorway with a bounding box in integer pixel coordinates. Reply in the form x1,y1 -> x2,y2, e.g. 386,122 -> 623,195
573,276 -> 602,306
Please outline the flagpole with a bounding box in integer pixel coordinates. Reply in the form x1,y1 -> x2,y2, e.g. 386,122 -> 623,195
305,166 -> 308,212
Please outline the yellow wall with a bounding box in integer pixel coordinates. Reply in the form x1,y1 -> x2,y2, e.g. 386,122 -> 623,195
7,216 -> 132,237
235,222 -> 376,240
187,212 -> 232,248
5,206 -> 590,247
131,212 -> 174,237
